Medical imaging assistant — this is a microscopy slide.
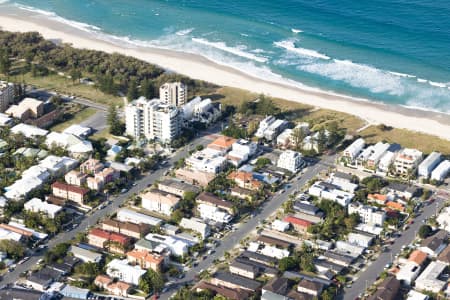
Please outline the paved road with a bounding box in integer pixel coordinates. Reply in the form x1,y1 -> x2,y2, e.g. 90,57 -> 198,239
159,155 -> 336,300
80,110 -> 108,132
343,196 -> 445,300
2,131 -> 215,285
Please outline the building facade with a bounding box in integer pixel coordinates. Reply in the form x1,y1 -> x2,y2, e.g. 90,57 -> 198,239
159,82 -> 187,107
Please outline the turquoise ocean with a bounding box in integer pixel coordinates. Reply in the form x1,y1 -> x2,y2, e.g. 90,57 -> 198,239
1,0 -> 450,113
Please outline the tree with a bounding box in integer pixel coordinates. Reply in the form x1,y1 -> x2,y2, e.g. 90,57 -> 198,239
316,129 -> 328,153
141,79 -> 155,99
0,240 -> 25,260
418,224 -> 432,239
127,80 -> 139,101
69,68 -> 82,83
138,269 -> 164,294
0,50 -> 11,75
279,256 -> 298,272
292,127 -> 306,151
107,104 -> 124,136
255,157 -> 271,169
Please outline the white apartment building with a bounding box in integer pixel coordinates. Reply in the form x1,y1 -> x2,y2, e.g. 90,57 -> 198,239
393,148 -> 423,176
116,208 -> 162,226
366,142 -> 390,168
24,198 -> 62,219
180,217 -> 210,239
348,202 -> 386,226
255,116 -> 276,138
197,203 -> 232,224
418,152 -> 442,178
227,139 -> 257,167
343,138 -> 365,161
125,97 -> 182,143
0,81 -> 14,113
159,82 -> 187,107
106,259 -> 146,285
308,181 -> 354,207
185,148 -> 227,173
431,160 -> 450,182
277,150 -> 303,173
396,261 -> 422,285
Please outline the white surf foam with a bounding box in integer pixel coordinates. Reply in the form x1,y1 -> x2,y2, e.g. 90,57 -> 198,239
417,78 -> 427,83
274,39 -> 330,60
388,71 -> 416,78
0,0 -> 10,4
175,28 -> 194,36
191,37 -> 268,63
291,28 -> 303,34
428,81 -> 447,88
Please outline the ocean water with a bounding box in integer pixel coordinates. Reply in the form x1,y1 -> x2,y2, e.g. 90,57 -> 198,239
1,0 -> 450,113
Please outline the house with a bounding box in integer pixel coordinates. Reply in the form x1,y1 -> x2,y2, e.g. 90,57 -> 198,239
322,251 -> 355,267
175,168 -> 216,187
196,192 -> 234,214
240,251 -> 278,267
367,193 -> 388,205
406,290 -> 429,300
313,259 -> 344,274
94,274 -> 113,289
186,148 -> 228,174
231,186 -> 254,200
348,202 -> 386,226
24,198 -> 62,219
63,124 -> 92,139
180,217 -> 210,239
94,275 -> 131,297
419,230 -> 447,257
297,279 -> 324,297
408,250 -> 428,266
80,158 -> 104,174
367,276 -> 400,300
26,267 -> 61,291
396,261 -> 422,285
141,189 -> 181,216
347,232 -> 373,248
415,261 -> 447,293
271,220 -> 290,232
328,172 -> 358,193
228,171 -> 263,191
145,233 -> 188,256
277,150 -> 303,173
227,139 -> 258,167
157,178 -> 200,197
207,135 -> 237,153
393,148 -> 423,176
293,202 -> 324,221
69,245 -> 103,263
59,285 -> 90,300
283,216 -> 312,234
87,228 -> 132,254
335,240 -> 365,256
6,97 -> 44,120
116,208 -> 162,226
11,123 -> 48,138
342,138 -> 365,161
308,181 -> 354,207
106,259 -> 146,286
437,207 -> 450,232
101,219 -> 151,239
126,249 -> 164,271
257,235 -> 292,249
51,182 -> 89,205
385,201 -> 405,212
229,261 -> 258,279
211,272 -> 261,292
45,132 -> 93,158
194,281 -> 251,300
198,204 -> 232,224
0,287 -> 47,300
418,152 -> 442,178
437,244 -> 450,264
65,170 -> 87,186
263,277 -> 293,296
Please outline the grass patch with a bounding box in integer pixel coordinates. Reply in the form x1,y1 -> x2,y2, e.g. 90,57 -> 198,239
51,107 -> 97,132
20,73 -> 123,106
359,125 -> 450,154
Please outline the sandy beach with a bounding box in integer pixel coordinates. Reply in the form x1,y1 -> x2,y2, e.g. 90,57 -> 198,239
1,11 -> 450,140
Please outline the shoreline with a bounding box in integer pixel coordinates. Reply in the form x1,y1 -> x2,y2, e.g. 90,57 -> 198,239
1,10 -> 450,140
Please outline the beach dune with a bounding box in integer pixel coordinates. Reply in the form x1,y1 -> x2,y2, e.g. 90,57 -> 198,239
1,13 -> 450,140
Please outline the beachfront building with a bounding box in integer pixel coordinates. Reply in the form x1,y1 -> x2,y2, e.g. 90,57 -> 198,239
342,138 -> 365,163
227,139 -> 258,167
393,148 -> 423,176
431,160 -> 450,182
0,81 -> 14,113
125,97 -> 182,143
5,97 -> 44,121
277,150 -> 303,173
159,82 -> 187,107
418,152 -> 442,178
255,115 -> 288,141
365,142 -> 391,169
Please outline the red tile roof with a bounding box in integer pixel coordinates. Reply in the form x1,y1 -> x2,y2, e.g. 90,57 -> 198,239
89,228 -> 130,245
52,181 -> 89,195
283,216 -> 312,228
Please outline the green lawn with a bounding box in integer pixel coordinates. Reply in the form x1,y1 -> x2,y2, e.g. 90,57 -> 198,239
20,73 -> 123,106
50,107 -> 97,132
